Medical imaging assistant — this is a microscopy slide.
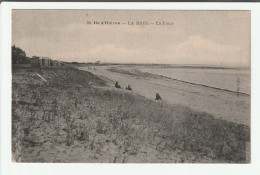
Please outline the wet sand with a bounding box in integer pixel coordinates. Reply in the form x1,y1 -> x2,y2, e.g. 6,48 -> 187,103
79,65 -> 250,127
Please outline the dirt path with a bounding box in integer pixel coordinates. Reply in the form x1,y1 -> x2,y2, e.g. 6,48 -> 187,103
78,65 -> 250,127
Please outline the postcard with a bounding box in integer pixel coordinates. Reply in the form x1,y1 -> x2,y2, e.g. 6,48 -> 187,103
1,2 -> 260,175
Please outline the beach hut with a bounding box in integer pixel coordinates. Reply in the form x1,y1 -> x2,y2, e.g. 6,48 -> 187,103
30,56 -> 40,67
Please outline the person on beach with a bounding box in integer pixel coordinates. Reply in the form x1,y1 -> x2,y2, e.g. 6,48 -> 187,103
155,93 -> 162,100
125,85 -> 132,91
115,81 -> 121,89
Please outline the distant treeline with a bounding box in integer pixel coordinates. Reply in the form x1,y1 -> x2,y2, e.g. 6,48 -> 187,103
12,45 -> 30,64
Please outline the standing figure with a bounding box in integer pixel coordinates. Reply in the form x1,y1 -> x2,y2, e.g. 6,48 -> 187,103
237,77 -> 240,97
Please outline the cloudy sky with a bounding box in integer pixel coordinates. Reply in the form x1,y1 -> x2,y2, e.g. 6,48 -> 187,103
12,10 -> 250,66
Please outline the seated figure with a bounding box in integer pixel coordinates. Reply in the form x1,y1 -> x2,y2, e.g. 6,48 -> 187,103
115,81 -> 121,89
155,93 -> 162,100
125,85 -> 132,91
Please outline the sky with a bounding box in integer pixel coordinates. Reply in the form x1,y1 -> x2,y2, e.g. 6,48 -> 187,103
12,10 -> 250,67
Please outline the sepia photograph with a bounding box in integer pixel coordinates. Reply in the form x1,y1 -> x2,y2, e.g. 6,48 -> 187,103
11,9 -> 250,163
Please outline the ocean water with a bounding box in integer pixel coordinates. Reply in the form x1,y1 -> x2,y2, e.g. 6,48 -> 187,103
140,67 -> 250,94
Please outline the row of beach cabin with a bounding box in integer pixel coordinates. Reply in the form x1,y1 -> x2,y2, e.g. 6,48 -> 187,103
31,56 -> 62,67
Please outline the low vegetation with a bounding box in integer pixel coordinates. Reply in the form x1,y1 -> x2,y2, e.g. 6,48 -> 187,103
12,66 -> 250,163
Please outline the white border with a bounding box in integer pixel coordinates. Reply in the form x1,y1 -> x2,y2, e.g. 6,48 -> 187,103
1,2 -> 260,175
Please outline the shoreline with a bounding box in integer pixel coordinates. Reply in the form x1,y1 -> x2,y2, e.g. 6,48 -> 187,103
109,67 -> 250,96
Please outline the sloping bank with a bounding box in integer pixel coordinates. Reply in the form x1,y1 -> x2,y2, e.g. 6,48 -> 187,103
12,66 -> 250,163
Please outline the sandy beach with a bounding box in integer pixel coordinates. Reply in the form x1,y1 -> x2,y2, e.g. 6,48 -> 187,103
79,65 -> 250,127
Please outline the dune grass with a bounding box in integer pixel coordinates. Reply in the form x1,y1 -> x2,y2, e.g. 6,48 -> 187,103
12,66 -> 250,163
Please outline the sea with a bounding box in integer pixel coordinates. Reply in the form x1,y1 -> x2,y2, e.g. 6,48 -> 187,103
139,66 -> 250,95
